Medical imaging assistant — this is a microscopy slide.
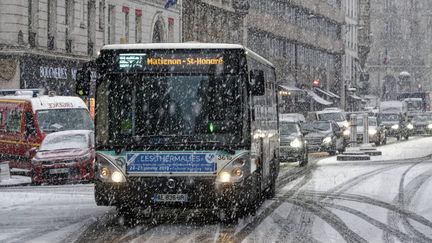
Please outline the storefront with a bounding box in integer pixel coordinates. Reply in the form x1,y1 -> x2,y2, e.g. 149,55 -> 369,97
19,53 -> 93,96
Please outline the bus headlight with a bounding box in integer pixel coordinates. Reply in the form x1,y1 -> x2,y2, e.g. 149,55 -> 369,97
100,167 -> 110,178
407,123 -> 414,130
111,171 -> 126,183
323,137 -> 332,144
428,124 -> 432,129
290,138 -> 303,148
369,129 -> 377,136
391,124 -> 399,130
218,171 -> 231,183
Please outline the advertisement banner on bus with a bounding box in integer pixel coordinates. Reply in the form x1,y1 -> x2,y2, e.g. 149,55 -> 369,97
126,152 -> 217,173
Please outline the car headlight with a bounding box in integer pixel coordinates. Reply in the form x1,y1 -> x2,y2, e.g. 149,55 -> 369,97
218,171 -> 232,183
342,121 -> 350,128
343,129 -> 350,136
368,129 -> 377,135
407,123 -> 414,130
323,136 -> 332,144
290,138 -> 303,148
428,124 -> 432,129
391,124 -> 399,130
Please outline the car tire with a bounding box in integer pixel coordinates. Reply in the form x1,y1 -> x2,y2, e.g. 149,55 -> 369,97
405,136 -> 409,140
299,152 -> 308,167
375,141 -> 380,146
329,151 -> 337,156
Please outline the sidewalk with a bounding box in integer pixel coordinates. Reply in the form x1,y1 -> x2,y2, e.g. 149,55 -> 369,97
0,175 -> 31,187
318,136 -> 432,165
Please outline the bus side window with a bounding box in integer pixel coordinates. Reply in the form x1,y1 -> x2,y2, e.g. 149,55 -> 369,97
5,110 -> 22,133
25,112 -> 37,138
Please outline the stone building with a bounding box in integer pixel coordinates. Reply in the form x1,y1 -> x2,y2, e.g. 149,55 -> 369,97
0,0 -> 181,94
366,0 -> 432,98
181,0 -> 249,44
246,0 -> 345,111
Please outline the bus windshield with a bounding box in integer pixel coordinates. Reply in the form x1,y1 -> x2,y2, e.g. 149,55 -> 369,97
97,73 -> 247,146
318,112 -> 345,121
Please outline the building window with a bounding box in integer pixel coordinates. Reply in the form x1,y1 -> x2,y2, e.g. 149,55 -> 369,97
168,18 -> 174,42
88,0 -> 96,55
28,0 -> 39,47
122,6 -> 129,43
108,5 -> 115,44
99,0 -> 105,30
135,9 -> 142,43
81,0 -> 86,28
47,0 -> 57,50
65,0 -> 74,53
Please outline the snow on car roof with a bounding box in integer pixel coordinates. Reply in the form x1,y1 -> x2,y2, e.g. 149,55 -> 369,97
0,95 -> 88,111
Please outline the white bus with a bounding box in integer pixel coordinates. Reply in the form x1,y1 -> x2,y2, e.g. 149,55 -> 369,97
77,43 -> 280,221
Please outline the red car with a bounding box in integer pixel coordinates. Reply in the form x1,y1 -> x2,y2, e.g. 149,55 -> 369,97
31,130 -> 95,184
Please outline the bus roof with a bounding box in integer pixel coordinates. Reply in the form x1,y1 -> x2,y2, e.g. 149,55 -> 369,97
101,43 -> 275,68
0,95 -> 88,112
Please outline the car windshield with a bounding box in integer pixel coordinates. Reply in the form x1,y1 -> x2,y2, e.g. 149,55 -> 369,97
36,109 -> 94,133
318,112 -> 345,121
412,114 -> 432,122
356,118 -> 378,126
98,73 -> 246,146
40,133 -> 88,151
279,122 -> 300,135
303,122 -> 331,132
380,114 -> 400,121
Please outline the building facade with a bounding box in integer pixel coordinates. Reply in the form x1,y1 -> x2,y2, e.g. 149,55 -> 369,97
246,0 -> 345,112
342,0 -> 361,110
366,0 -> 432,99
0,0 -> 181,94
182,0 -> 249,44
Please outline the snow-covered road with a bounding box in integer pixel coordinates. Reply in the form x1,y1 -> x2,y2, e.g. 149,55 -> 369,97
2,137 -> 432,243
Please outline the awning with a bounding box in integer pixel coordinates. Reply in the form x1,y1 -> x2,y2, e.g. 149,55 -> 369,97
306,90 -> 333,106
315,88 -> 341,99
349,94 -> 362,100
279,85 -> 304,92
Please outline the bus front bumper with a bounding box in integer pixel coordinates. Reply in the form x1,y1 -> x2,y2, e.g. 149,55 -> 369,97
95,175 -> 256,209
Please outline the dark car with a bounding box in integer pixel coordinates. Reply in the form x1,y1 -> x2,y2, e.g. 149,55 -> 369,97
303,120 -> 345,155
31,130 -> 95,184
411,112 -> 432,135
279,121 -> 308,166
378,113 -> 413,140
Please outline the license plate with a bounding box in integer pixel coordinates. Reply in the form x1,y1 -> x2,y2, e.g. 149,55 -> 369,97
153,194 -> 188,202
49,168 -> 70,174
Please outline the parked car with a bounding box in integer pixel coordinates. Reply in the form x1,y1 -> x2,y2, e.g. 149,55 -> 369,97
302,120 -> 345,155
411,112 -> 432,135
30,130 -> 95,184
0,90 -> 94,172
279,121 -> 308,166
378,112 -> 413,140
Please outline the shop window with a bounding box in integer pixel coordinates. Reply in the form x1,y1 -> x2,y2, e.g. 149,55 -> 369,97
6,110 -> 22,132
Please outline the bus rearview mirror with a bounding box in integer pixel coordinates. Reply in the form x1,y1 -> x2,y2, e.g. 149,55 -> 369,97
250,70 -> 265,96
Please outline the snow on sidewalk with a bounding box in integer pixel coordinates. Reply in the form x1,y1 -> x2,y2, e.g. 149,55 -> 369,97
319,136 -> 432,164
0,175 -> 31,187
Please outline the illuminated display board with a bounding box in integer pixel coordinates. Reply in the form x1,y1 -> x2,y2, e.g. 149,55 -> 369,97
113,51 -> 240,74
